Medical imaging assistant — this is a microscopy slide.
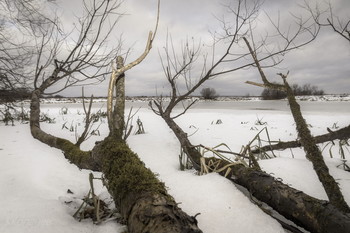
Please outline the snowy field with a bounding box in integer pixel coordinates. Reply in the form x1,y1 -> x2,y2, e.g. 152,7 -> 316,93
0,98 -> 349,233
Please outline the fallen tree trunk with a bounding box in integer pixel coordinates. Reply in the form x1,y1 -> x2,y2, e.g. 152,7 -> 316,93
30,90 -> 202,233
158,112 -> 350,233
207,158 -> 350,233
252,124 -> 350,154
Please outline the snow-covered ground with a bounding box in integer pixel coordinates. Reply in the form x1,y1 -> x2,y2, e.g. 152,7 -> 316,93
0,99 -> 349,233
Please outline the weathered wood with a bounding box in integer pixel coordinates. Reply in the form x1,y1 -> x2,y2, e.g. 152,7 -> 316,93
112,56 -> 125,139
107,31 -> 155,131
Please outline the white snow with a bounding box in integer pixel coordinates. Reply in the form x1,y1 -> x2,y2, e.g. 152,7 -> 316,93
1,99 -> 349,233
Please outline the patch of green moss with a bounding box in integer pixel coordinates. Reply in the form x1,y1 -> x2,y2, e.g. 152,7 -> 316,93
98,138 -> 168,206
56,138 -> 92,169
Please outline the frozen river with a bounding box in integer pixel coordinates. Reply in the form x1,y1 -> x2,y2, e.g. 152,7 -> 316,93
192,100 -> 350,113
40,99 -> 350,114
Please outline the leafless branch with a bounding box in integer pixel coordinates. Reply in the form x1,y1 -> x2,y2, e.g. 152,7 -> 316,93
0,0 -> 59,97
301,0 -> 350,42
76,87 -> 94,147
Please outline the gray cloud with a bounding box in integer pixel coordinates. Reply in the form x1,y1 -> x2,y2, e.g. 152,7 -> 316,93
56,0 -> 350,97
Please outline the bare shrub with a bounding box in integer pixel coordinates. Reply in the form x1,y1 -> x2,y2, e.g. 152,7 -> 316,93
200,87 -> 217,100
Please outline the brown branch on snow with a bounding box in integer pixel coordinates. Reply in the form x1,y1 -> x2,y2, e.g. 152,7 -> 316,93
252,124 -> 350,154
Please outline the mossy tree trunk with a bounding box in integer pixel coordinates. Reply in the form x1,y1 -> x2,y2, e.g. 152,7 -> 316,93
104,55 -> 203,231
92,137 -> 202,233
30,83 -> 98,170
30,79 -> 203,233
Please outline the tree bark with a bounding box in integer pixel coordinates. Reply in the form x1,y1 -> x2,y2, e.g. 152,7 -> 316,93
159,111 -> 350,233
112,56 -> 125,139
161,112 -> 202,171
252,124 -> 350,154
211,160 -> 350,233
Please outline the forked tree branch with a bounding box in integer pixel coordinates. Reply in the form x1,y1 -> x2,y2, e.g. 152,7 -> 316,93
29,0 -> 128,170
107,0 -> 160,136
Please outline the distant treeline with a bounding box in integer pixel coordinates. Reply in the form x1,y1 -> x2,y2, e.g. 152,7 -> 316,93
0,88 -> 32,103
261,83 -> 325,100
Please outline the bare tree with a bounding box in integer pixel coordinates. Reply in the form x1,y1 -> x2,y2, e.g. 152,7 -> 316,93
149,0 -> 319,171
150,0 -> 261,170
27,0 -> 202,232
0,0 -> 51,103
248,0 -> 350,170
30,0 -> 122,153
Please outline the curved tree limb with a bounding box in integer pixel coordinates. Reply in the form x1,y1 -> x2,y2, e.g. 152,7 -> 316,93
30,88 -> 98,170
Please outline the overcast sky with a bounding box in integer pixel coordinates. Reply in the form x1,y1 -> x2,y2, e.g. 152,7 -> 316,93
56,0 -> 350,97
